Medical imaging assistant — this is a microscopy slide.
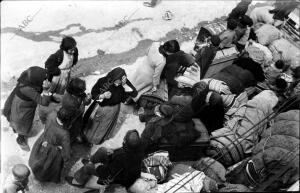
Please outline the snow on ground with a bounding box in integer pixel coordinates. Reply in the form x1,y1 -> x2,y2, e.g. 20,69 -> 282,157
1,1 -> 245,192
1,1 -> 239,82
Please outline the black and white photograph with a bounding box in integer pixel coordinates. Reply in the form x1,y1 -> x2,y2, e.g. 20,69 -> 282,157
1,0 -> 299,192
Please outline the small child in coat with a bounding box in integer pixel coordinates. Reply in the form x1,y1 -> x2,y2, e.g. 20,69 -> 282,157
219,19 -> 238,49
3,164 -> 30,193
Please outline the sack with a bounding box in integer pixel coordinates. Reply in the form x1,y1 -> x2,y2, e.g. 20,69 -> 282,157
255,24 -> 281,46
249,6 -> 274,25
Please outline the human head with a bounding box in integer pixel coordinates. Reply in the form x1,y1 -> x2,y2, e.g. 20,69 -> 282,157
210,35 -> 221,47
18,66 -> 48,92
154,104 -> 174,118
240,15 -> 253,28
159,40 -> 180,56
106,67 -> 127,87
275,77 -> 288,90
123,129 -> 141,150
227,19 -> 238,30
12,164 -> 30,183
274,60 -> 285,70
57,107 -> 74,126
60,36 -> 77,54
66,77 -> 86,97
192,81 -> 209,98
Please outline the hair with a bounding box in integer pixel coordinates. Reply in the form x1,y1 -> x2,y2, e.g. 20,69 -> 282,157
274,60 -> 285,70
275,78 -> 288,90
57,107 -> 74,126
192,81 -> 209,98
66,77 -> 86,97
240,15 -> 253,27
162,40 -> 180,54
227,19 -> 238,30
123,129 -> 141,151
60,36 -> 77,52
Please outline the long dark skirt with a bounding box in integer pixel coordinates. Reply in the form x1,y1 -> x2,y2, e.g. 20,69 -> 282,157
84,104 -> 121,145
29,136 -> 63,183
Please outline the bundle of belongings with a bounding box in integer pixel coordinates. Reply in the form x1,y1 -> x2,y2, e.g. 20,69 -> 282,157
206,90 -> 278,167
225,110 -> 299,191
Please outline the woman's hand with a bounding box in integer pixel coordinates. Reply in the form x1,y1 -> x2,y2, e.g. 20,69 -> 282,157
103,91 -> 112,99
42,80 -> 51,90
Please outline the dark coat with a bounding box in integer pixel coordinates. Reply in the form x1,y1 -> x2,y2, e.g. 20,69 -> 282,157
195,45 -> 218,79
228,1 -> 251,22
91,68 -> 137,106
29,112 -> 71,183
45,48 -> 78,81
95,148 -> 144,188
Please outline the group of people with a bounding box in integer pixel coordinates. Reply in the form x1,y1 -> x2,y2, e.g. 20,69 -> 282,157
3,0 -> 300,192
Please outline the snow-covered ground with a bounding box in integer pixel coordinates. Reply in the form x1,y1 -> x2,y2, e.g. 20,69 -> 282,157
1,1 -> 270,192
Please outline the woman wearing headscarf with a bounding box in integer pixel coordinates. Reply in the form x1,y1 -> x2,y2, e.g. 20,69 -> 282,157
45,36 -> 78,95
29,107 -> 74,183
4,66 -> 51,151
127,40 -> 180,101
66,130 -> 144,191
83,67 -> 138,144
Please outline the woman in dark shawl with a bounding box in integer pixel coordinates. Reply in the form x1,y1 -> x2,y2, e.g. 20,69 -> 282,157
5,66 -> 51,151
83,67 -> 138,144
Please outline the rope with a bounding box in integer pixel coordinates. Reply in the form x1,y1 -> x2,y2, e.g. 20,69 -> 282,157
163,96 -> 298,193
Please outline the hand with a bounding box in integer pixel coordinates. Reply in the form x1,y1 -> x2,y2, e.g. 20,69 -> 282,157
86,93 -> 92,100
106,148 -> 114,155
151,86 -> 157,92
42,80 -> 51,90
177,82 -> 185,88
103,91 -> 112,99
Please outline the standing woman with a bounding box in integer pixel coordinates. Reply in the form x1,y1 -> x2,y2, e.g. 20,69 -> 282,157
83,67 -> 138,145
127,40 -> 180,101
45,36 -> 78,95
4,66 -> 52,151
29,107 -> 73,183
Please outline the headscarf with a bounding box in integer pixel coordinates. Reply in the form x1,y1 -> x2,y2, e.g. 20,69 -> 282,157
60,36 -> 77,52
123,129 -> 141,152
18,66 -> 47,93
106,67 -> 127,84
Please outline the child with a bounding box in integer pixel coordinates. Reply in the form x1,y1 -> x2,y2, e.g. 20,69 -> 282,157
3,164 -> 30,193
219,19 -> 238,49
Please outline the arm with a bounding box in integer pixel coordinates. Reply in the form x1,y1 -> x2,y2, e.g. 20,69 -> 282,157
20,87 -> 51,106
91,78 -> 105,100
72,47 -> 79,66
122,79 -> 138,100
45,53 -> 61,77
61,132 -> 71,164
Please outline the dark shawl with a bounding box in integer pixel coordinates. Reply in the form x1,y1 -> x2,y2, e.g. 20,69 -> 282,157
91,67 -> 137,106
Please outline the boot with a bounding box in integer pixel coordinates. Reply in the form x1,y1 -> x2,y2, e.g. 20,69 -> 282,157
16,135 -> 30,152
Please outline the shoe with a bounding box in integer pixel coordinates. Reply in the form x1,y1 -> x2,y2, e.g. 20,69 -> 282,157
65,176 -> 85,188
16,136 -> 30,152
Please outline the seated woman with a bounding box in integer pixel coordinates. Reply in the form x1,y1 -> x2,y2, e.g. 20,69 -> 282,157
219,19 -> 238,49
83,67 -> 137,145
29,106 -> 74,183
127,40 -> 180,102
66,130 -> 144,191
45,36 -> 78,95
234,15 -> 253,52
141,103 -> 201,151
